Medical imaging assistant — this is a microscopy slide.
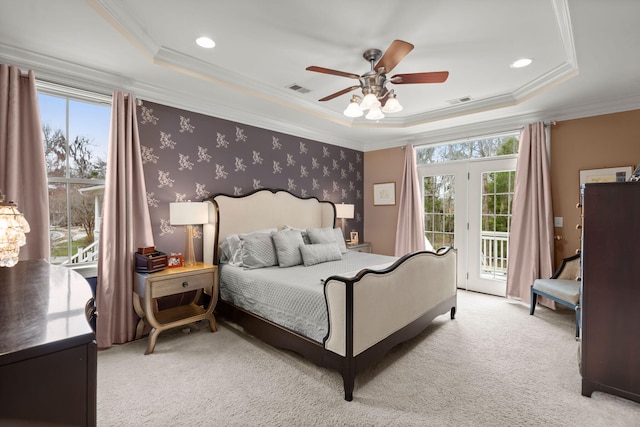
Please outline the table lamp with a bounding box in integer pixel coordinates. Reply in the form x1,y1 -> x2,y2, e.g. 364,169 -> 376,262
170,202 -> 208,267
335,203 -> 354,239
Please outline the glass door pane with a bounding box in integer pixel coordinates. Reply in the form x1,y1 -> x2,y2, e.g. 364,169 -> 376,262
468,158 -> 517,296
419,162 -> 467,289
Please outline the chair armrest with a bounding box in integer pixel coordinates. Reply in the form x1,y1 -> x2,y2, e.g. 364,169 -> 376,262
552,253 -> 581,280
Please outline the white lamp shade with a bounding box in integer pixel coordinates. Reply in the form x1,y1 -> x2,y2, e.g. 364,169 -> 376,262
365,107 -> 385,120
343,100 -> 363,118
360,93 -> 381,110
382,97 -> 403,113
335,203 -> 354,219
170,202 -> 208,225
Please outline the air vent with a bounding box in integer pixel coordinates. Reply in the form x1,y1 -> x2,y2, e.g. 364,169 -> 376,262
447,96 -> 472,105
286,83 -> 311,94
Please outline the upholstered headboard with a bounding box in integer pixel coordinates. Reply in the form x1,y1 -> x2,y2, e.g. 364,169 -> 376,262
203,189 -> 336,265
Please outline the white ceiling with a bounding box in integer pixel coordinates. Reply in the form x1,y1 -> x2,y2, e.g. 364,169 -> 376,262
1,0 -> 640,151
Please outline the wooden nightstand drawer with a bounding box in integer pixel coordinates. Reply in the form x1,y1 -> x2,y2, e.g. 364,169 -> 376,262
150,272 -> 213,298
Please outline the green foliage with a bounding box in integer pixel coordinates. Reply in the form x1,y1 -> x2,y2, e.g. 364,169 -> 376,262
43,122 -> 105,261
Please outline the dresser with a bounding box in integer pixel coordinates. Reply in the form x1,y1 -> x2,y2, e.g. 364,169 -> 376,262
0,260 -> 97,426
581,182 -> 640,403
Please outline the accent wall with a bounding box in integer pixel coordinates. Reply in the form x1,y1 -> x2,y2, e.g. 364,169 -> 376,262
136,100 -> 364,261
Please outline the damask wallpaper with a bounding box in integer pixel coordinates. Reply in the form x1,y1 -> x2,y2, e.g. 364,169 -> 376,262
137,100 -> 364,261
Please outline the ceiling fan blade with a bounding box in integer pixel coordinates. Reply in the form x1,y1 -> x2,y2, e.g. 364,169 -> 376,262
318,86 -> 361,102
390,71 -> 449,84
306,66 -> 360,79
374,40 -> 414,74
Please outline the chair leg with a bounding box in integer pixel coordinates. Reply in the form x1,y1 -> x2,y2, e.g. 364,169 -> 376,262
530,288 -> 537,315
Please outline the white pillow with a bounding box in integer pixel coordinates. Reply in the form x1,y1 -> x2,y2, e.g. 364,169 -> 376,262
300,243 -> 342,266
219,234 -> 243,266
271,229 -> 304,267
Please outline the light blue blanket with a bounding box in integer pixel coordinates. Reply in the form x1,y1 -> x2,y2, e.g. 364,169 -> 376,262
219,251 -> 397,342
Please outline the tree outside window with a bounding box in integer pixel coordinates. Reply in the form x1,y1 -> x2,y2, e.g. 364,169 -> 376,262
38,91 -> 110,265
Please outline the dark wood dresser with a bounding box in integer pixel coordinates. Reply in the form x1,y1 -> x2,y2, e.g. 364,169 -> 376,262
0,260 -> 97,426
581,182 -> 640,403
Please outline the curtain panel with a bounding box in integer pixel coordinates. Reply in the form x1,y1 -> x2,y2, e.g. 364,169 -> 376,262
97,91 -> 154,349
394,144 -> 426,256
506,122 -> 554,305
0,64 -> 49,261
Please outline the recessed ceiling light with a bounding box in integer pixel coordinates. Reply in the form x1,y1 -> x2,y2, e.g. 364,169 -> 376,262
511,58 -> 533,68
196,37 -> 215,49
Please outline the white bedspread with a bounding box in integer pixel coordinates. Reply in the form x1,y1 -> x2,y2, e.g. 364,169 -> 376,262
219,251 -> 397,342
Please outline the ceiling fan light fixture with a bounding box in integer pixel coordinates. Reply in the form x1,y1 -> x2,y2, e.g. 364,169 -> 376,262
360,93 -> 381,110
365,107 -> 385,121
381,92 -> 403,113
343,97 -> 363,117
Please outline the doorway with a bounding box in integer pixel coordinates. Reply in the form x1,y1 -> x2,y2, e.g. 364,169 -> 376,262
419,157 -> 517,296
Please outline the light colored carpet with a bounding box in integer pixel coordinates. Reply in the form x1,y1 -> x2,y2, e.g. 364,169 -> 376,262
97,290 -> 640,426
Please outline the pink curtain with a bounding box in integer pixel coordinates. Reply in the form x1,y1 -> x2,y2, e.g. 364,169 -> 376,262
97,91 -> 154,349
0,64 -> 49,261
394,144 -> 426,256
506,122 -> 554,305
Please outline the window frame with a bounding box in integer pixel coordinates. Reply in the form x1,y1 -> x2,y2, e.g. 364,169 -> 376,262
37,81 -> 111,277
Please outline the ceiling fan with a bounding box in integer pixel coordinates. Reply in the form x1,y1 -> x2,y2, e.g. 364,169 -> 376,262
306,40 -> 449,120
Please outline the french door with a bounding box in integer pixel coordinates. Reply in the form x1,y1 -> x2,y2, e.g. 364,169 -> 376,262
420,157 -> 517,296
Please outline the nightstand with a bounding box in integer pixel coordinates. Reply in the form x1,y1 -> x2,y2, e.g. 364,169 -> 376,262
347,242 -> 372,253
133,262 -> 218,354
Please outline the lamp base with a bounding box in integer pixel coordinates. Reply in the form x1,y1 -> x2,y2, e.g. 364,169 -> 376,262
183,224 -> 196,266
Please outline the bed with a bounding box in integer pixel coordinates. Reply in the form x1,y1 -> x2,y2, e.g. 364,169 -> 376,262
203,189 -> 457,401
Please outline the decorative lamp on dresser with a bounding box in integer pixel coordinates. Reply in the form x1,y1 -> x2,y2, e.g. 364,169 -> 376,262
581,182 -> 640,404
0,260 -> 97,426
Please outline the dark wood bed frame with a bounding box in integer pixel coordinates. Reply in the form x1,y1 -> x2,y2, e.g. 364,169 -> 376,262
205,189 -> 457,401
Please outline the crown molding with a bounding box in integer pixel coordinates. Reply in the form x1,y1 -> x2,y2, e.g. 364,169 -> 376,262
88,0 -> 581,130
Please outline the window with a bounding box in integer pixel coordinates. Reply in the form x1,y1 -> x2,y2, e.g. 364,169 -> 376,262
37,85 -> 111,268
416,132 -> 519,164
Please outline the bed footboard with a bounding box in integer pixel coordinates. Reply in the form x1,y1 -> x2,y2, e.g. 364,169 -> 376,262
323,248 -> 457,400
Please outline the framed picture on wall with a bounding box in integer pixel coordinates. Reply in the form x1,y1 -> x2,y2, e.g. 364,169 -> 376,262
373,182 -> 396,206
579,166 -> 633,185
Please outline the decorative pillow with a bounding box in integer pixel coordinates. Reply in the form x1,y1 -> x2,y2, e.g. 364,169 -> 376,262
306,227 -> 348,253
219,234 -> 243,266
271,229 -> 304,267
332,228 -> 348,254
300,243 -> 342,266
283,224 -> 311,244
239,232 -> 278,269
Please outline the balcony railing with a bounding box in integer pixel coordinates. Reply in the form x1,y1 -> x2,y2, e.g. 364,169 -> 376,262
481,231 -> 509,278
61,240 -> 100,265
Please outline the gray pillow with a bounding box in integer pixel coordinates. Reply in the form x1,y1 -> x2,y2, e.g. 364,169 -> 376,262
283,224 -> 311,244
271,229 -> 304,267
332,228 -> 348,254
306,227 -> 348,254
300,243 -> 342,266
240,232 -> 278,269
